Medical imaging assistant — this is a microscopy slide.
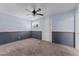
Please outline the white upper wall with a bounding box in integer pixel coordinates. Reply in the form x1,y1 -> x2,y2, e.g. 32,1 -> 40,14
52,10 -> 74,32
0,13 -> 31,32
32,10 -> 74,32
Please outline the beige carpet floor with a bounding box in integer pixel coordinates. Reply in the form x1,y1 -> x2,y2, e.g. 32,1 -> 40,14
0,38 -> 78,56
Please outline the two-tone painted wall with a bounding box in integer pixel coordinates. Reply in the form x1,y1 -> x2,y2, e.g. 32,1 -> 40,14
52,10 -> 75,47
0,8 -> 76,48
0,12 -> 42,45
32,10 -> 75,47
0,13 -> 32,44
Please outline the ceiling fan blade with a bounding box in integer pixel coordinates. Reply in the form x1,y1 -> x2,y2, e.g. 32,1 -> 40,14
26,14 -> 32,16
36,8 -> 41,12
37,13 -> 43,16
25,9 -> 32,12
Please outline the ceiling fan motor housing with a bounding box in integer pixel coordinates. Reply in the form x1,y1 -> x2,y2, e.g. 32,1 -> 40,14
32,10 -> 37,16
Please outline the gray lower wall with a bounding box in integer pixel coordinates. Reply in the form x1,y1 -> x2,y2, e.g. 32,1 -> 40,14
32,31 -> 75,48
0,31 -> 74,48
0,31 -> 31,45
0,31 -> 42,45
52,32 -> 75,48
31,31 -> 42,40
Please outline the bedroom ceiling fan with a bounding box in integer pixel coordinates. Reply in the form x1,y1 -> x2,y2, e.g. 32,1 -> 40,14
25,4 -> 44,16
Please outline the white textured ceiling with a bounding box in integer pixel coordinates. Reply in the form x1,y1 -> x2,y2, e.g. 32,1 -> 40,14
0,3 -> 76,20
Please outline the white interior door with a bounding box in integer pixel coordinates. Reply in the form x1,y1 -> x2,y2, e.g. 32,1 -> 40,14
41,17 -> 52,42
